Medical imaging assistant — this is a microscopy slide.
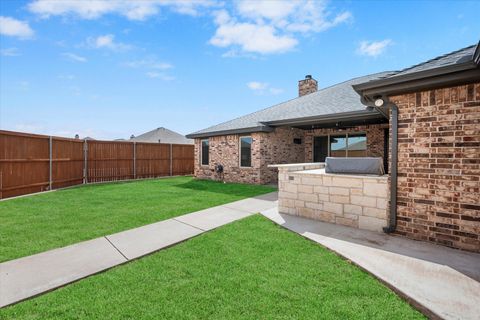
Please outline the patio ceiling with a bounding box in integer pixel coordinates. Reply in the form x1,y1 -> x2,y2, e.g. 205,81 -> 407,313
262,109 -> 388,130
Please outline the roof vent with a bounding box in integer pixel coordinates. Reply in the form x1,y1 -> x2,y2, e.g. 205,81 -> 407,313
305,75 -> 312,79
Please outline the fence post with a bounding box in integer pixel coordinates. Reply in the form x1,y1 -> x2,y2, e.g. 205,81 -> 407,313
133,142 -> 136,179
49,136 -> 53,190
170,144 -> 173,176
83,139 -> 88,184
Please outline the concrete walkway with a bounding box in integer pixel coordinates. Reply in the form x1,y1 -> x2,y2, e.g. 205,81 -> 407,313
0,192 -> 278,308
261,207 -> 480,320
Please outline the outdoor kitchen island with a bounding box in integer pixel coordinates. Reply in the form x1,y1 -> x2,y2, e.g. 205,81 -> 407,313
271,162 -> 389,232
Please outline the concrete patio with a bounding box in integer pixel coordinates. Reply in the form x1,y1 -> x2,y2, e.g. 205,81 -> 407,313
261,206 -> 480,320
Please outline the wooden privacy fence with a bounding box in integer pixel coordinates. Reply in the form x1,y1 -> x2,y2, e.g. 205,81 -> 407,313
0,130 -> 194,199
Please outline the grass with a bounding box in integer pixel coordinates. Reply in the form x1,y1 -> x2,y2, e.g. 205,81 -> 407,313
0,176 -> 275,262
0,215 -> 424,319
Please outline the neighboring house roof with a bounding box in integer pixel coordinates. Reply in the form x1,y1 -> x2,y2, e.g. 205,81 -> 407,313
187,71 -> 393,138
188,41 -> 480,139
83,136 -> 96,140
131,127 -> 193,144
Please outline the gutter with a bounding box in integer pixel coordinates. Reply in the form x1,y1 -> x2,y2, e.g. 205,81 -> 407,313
354,68 -> 480,97
186,125 -> 274,139
354,60 -> 477,91
262,109 -> 385,127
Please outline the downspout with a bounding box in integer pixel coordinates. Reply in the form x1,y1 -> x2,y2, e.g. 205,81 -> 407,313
363,95 -> 399,234
383,102 -> 398,233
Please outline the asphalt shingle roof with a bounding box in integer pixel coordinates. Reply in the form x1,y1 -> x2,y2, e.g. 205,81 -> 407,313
189,71 -> 393,137
388,44 -> 477,78
131,127 -> 193,144
189,42 -> 478,138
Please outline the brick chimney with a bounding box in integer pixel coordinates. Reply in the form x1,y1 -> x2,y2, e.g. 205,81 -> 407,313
298,75 -> 318,97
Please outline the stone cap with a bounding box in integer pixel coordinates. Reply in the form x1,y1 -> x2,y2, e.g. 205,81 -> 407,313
268,163 -> 325,172
293,168 -> 389,181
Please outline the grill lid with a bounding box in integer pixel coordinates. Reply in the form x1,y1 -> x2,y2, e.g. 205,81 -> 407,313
325,157 -> 384,175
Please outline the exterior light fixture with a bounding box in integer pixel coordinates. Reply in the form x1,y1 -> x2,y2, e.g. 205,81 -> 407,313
374,98 -> 385,107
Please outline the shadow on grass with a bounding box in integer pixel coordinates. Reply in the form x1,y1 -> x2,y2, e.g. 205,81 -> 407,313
175,179 -> 276,197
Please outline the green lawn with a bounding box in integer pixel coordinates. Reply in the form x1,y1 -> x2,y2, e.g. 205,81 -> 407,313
0,215 -> 424,319
0,177 -> 275,262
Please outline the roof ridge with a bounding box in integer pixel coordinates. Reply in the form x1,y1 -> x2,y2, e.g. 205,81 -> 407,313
392,44 -> 477,75
191,71 -> 393,134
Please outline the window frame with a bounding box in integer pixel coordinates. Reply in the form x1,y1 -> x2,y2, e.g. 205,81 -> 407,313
239,136 -> 253,168
200,139 -> 209,166
312,132 -> 367,161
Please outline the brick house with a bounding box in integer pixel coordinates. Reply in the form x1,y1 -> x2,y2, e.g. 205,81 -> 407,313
187,43 -> 480,252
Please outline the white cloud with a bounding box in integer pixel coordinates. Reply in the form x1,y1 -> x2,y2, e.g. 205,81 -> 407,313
236,1 -> 297,21
236,0 -> 351,33
28,0 -> 217,21
62,52 -> 87,62
86,34 -> 131,51
210,1 -> 352,55
124,59 -> 173,70
1,47 -> 20,56
124,58 -> 174,80
210,10 -> 297,55
25,0 -> 351,57
357,39 -> 392,57
146,71 -> 175,81
247,81 -> 268,90
247,81 -> 283,95
0,16 -> 34,38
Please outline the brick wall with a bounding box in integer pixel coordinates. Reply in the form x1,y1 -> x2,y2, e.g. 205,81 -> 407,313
391,82 -> 480,252
193,127 -> 304,184
194,125 -> 387,185
257,127 -> 305,184
194,134 -> 261,184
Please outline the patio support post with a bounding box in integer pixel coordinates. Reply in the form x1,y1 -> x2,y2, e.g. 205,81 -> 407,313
49,136 -> 53,190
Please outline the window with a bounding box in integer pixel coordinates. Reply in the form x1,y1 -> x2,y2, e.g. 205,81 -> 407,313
201,139 -> 209,165
346,133 -> 367,157
314,133 -> 367,160
240,136 -> 252,167
330,135 -> 348,157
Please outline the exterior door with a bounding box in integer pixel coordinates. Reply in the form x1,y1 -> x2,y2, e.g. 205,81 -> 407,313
313,136 -> 328,162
